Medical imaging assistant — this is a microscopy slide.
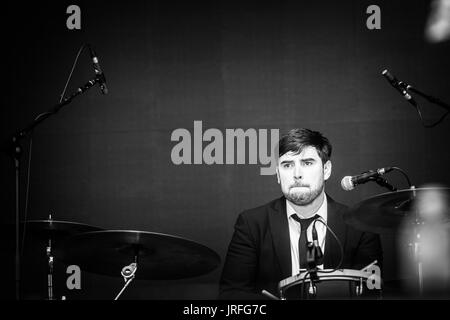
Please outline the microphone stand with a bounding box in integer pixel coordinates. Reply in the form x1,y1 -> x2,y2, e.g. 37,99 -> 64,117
8,75 -> 103,300
305,245 -> 318,299
305,223 -> 324,299
404,84 -> 450,112
400,81 -> 450,127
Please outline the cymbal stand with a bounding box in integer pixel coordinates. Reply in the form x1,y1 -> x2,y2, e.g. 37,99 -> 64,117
46,239 -> 54,300
412,222 -> 424,296
114,257 -> 138,300
408,186 -> 424,296
46,215 -> 54,301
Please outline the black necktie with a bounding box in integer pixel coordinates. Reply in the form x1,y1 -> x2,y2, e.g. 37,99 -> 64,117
291,214 -> 319,269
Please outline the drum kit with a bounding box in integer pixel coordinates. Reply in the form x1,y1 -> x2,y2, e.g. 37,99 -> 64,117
19,187 -> 450,300
278,186 -> 450,300
19,216 -> 221,300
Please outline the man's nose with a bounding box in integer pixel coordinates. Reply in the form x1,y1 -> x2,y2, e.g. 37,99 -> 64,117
293,164 -> 302,179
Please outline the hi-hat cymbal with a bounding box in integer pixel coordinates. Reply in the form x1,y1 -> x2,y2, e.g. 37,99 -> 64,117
22,220 -> 103,241
344,187 -> 450,234
61,230 -> 221,280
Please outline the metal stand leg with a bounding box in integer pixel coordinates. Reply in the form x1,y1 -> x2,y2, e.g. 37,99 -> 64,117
308,279 -> 317,299
410,186 -> 424,297
14,147 -> 21,300
47,239 -> 54,301
114,261 -> 137,300
413,231 -> 424,296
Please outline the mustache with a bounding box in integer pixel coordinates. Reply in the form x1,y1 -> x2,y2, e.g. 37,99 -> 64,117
290,183 -> 310,188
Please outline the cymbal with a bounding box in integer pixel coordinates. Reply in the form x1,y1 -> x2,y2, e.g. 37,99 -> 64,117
22,220 -> 103,241
61,230 -> 221,280
344,187 -> 450,234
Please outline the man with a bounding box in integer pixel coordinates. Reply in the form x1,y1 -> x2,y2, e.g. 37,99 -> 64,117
219,128 -> 382,299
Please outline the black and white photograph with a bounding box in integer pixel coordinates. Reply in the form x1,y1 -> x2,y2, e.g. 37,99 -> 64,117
2,0 -> 450,309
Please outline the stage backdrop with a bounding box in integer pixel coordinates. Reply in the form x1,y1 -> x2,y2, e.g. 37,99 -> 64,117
2,0 -> 450,299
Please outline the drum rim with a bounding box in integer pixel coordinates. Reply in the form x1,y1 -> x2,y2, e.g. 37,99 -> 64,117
278,269 -> 372,293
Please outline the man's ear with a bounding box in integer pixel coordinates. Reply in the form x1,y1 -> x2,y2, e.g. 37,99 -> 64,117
276,167 -> 280,184
324,160 -> 332,181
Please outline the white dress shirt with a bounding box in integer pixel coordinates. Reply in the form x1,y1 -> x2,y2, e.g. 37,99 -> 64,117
286,196 -> 328,276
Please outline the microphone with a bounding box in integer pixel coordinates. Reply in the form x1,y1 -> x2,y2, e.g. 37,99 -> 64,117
311,221 -> 323,264
306,218 -> 323,278
341,167 -> 393,191
381,69 -> 415,105
88,45 -> 108,95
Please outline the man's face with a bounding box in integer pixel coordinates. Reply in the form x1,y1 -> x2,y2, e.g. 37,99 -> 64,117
276,146 -> 332,206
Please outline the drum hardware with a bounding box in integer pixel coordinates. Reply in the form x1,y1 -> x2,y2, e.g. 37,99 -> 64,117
355,278 -> 364,296
343,187 -> 450,235
308,279 -> 317,298
361,260 -> 378,271
115,262 -> 138,300
278,268 -> 380,300
61,230 -> 221,300
344,186 -> 450,297
46,214 -> 54,301
408,186 -> 426,296
20,218 -> 102,300
20,226 -> 220,300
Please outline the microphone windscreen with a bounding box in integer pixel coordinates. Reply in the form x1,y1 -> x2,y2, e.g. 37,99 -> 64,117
341,176 -> 354,191
382,69 -> 394,81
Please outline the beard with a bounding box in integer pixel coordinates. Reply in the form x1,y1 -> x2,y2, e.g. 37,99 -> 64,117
284,182 -> 324,206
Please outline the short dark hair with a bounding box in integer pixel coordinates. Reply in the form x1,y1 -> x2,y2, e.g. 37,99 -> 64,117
278,128 -> 332,164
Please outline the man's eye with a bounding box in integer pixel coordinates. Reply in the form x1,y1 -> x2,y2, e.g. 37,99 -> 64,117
283,163 -> 293,168
304,161 -> 313,166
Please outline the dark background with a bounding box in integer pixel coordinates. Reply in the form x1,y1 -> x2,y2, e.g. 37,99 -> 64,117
1,0 -> 450,299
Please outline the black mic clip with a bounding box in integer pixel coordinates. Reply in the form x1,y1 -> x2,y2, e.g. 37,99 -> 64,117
361,169 -> 378,181
373,176 -> 397,192
306,243 -> 320,281
93,71 -> 107,88
382,69 -> 416,106
87,44 -> 108,95
306,221 -> 323,281
358,170 -> 398,192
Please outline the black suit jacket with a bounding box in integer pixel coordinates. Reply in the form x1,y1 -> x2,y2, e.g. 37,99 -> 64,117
219,195 -> 383,299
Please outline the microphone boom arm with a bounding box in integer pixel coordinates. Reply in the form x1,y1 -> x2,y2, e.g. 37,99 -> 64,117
405,84 -> 450,112
13,76 -> 102,141
382,69 -> 449,127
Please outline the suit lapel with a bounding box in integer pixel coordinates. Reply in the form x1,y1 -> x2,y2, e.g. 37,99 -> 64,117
324,196 -> 347,269
268,196 -> 292,279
